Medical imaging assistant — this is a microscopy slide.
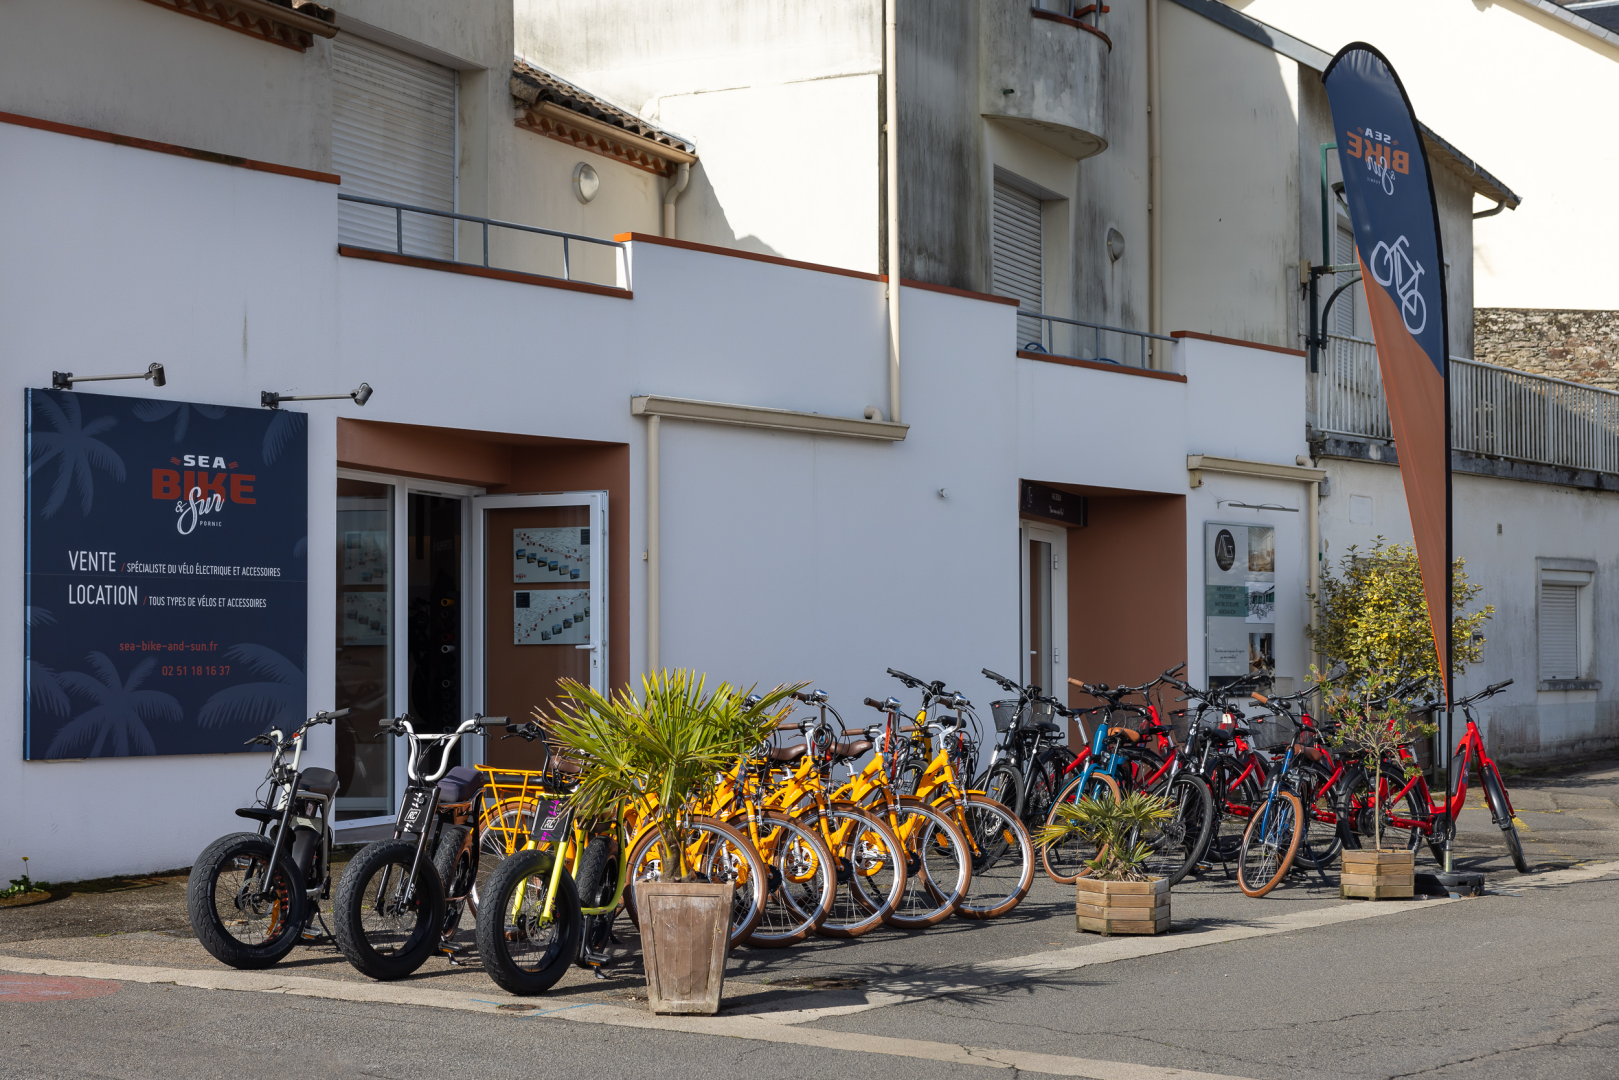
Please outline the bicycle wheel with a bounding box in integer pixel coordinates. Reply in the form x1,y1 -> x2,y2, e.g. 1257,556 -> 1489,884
950,795 -> 1034,919
1481,763 -> 1529,873
1208,757 -> 1264,863
1140,774 -> 1214,886
1026,751 -> 1071,829
626,817 -> 767,949
1338,765 -> 1431,860
808,803 -> 906,939
883,796 -> 971,928
475,848 -> 582,996
472,797 -> 536,913
572,835 -> 619,967
332,838 -> 446,980
741,810 -> 836,947
977,765 -> 1024,820
432,825 -> 474,944
1292,761 -> 1345,870
1041,772 -> 1120,885
187,833 -> 307,970
1236,792 -> 1304,898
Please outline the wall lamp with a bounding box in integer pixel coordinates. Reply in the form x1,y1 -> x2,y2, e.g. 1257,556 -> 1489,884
1219,500 -> 1298,513
52,362 -> 165,390
261,383 -> 373,410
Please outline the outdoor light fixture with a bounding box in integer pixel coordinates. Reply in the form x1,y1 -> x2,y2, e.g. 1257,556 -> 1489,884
1219,500 -> 1298,513
260,382 -> 373,410
51,362 -> 165,390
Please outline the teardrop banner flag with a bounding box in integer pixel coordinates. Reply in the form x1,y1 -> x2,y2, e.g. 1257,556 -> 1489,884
1323,44 -> 1451,700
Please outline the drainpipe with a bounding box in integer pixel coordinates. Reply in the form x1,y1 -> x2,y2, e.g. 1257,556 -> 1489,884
646,414 -> 661,674
662,162 -> 690,239
1308,467 -> 1321,674
1147,0 -> 1163,354
884,0 -> 901,423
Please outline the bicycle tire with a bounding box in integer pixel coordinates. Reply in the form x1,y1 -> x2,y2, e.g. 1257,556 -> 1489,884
883,795 -> 971,928
572,835 -> 618,967
1237,791 -> 1303,898
1141,774 -> 1215,886
977,765 -> 1024,820
1481,763 -> 1529,873
1292,761 -> 1345,870
625,816 -> 767,949
1337,765 -> 1431,860
471,797 -> 537,913
948,795 -> 1034,919
1026,749 -> 1072,828
1041,772 -> 1121,885
737,810 -> 836,947
808,803 -> 906,939
187,832 -> 307,970
332,838 -> 446,980
1207,756 -> 1264,863
432,825 -> 474,944
475,848 -> 582,996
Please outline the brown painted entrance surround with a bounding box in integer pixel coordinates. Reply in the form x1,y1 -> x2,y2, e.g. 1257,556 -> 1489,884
337,419 -> 630,768
1029,481 -> 1187,740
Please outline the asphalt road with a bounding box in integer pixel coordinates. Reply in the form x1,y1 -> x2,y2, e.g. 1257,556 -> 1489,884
2,759 -> 1616,1080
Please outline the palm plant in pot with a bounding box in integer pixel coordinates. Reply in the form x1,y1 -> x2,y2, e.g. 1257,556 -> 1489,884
1036,791 -> 1175,935
547,670 -> 798,1014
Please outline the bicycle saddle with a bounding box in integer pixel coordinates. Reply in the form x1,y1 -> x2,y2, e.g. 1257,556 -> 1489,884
768,743 -> 808,763
1108,726 -> 1143,743
829,738 -> 873,760
436,765 -> 486,804
296,767 -> 341,800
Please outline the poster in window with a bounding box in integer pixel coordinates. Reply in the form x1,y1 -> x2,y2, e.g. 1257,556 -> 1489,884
342,591 -> 389,646
513,528 -> 589,584
1204,523 -> 1275,686
343,530 -> 389,585
514,589 -> 589,645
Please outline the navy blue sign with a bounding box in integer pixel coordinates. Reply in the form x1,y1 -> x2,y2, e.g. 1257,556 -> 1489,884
25,390 -> 308,759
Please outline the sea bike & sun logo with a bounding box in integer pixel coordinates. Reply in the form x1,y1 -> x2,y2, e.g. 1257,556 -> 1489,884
150,451 -> 258,535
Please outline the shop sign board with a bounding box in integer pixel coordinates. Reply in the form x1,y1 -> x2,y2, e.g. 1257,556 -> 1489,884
24,389 -> 308,759
1204,522 -> 1275,687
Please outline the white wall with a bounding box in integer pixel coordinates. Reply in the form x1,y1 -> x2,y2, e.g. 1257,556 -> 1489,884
1229,0 -> 1619,311
1319,457 -> 1619,762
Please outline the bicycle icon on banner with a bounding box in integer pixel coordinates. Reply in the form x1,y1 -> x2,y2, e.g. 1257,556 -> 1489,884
1369,234 -> 1427,336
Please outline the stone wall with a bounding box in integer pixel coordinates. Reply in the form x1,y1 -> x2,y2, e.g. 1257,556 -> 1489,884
1474,308 -> 1619,389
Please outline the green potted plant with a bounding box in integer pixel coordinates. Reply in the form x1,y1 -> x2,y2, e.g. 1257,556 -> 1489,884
547,670 -> 797,1014
1036,792 -> 1175,935
1321,671 -> 1435,899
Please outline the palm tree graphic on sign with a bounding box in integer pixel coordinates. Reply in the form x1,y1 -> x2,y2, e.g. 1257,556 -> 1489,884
29,394 -> 125,518
25,608 -> 70,717
132,400 -> 228,441
48,653 -> 181,758
199,645 -> 305,731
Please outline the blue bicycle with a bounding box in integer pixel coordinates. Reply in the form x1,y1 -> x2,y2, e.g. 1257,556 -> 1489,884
1235,700 -> 1314,897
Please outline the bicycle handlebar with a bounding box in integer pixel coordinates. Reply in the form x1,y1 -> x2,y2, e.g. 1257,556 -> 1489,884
887,668 -> 922,689
981,668 -> 1020,691
477,715 -> 511,728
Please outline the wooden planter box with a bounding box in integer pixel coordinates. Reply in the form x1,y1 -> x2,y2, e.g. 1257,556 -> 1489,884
638,881 -> 732,1015
1340,849 -> 1415,899
1075,876 -> 1170,935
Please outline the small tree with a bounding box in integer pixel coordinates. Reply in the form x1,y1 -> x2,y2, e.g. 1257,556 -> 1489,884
1308,539 -> 1492,703
1034,792 -> 1174,882
1319,670 -> 1435,852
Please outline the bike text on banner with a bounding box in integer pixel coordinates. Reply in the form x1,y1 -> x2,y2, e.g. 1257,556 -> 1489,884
1322,43 -> 1452,697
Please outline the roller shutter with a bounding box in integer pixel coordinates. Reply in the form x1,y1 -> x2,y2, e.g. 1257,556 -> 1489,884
992,181 -> 1044,350
333,36 -> 456,260
1538,582 -> 1579,681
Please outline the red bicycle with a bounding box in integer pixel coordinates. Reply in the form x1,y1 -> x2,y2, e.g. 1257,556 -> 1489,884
1338,679 -> 1527,873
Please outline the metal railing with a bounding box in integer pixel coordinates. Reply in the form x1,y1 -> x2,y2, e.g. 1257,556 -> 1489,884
1313,333 -> 1619,474
1019,313 -> 1177,373
337,193 -> 627,289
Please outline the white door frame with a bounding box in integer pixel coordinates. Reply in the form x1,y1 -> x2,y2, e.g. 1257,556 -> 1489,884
334,468 -> 483,828
1019,520 -> 1068,694
470,491 -> 609,765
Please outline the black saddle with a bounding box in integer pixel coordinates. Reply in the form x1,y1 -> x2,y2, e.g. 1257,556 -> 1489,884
437,765 -> 486,804
296,767 -> 341,800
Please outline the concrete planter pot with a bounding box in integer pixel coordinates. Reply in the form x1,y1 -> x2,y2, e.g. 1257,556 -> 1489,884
1075,876 -> 1170,935
1340,849 -> 1415,899
638,880 -> 732,1014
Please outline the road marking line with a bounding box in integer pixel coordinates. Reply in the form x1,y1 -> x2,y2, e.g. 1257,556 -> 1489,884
0,956 -> 1251,1079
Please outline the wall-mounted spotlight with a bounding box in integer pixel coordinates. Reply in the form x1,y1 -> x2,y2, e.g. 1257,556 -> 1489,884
51,362 -> 165,390
261,382 -> 373,410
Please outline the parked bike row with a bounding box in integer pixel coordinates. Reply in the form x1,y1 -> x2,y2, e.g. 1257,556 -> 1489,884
186,663 -> 1526,995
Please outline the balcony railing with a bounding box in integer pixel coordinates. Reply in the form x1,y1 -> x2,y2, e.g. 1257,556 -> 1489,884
337,193 -> 627,289
1020,313 -> 1177,373
1313,333 -> 1619,474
